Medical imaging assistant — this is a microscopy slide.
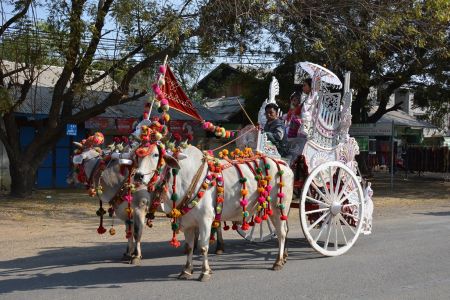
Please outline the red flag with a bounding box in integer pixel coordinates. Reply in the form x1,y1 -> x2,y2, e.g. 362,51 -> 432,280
161,66 -> 203,121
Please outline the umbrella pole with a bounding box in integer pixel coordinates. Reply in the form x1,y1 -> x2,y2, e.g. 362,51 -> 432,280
391,120 -> 394,191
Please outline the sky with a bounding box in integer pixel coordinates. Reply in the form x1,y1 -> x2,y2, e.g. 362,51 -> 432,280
1,1 -> 280,86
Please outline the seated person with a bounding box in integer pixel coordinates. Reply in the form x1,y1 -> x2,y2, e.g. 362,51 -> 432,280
263,103 -> 287,156
284,91 -> 302,138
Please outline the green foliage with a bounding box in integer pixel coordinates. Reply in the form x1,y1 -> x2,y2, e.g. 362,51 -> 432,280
269,0 -> 450,123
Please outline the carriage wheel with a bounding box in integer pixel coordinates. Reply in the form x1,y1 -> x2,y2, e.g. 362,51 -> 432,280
237,219 -> 277,243
300,161 -> 365,256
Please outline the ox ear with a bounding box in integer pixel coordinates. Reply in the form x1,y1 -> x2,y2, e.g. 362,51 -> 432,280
164,154 -> 180,169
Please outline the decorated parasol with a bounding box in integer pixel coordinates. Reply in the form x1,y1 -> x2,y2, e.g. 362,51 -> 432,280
295,61 -> 342,88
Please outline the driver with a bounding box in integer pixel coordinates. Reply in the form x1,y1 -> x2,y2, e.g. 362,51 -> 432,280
263,103 -> 287,156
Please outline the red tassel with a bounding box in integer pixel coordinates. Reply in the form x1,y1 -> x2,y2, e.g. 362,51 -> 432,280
232,223 -> 238,230
267,209 -> 273,216
170,237 -> 181,248
254,216 -> 262,223
280,215 -> 288,221
262,214 -> 269,221
97,225 -> 106,234
125,230 -> 132,239
249,221 -> 255,226
241,222 -> 250,231
223,222 -> 230,231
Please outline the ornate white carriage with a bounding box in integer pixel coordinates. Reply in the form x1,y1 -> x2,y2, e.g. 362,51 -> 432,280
236,62 -> 374,256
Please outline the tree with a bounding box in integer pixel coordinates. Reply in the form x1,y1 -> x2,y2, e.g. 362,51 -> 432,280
0,0 -> 270,197
268,0 -> 450,123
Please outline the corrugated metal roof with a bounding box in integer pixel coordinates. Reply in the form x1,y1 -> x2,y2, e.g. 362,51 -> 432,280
371,106 -> 436,128
204,96 -> 245,120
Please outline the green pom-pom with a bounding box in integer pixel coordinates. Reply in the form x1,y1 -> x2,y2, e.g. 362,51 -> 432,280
256,167 -> 263,173
277,203 -> 285,209
254,175 -> 260,180
171,223 -> 179,231
265,164 -> 270,170
239,177 -> 247,183
172,169 -> 179,175
171,193 -> 179,201
242,211 -> 249,217
277,170 -> 284,176
211,227 -> 217,234
267,196 -> 272,202
157,107 -> 163,113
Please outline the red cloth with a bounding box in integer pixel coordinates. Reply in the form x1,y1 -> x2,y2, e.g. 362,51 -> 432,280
161,66 -> 202,121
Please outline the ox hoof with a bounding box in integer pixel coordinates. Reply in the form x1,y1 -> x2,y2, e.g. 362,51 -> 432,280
178,271 -> 193,280
130,256 -> 141,265
198,273 -> 211,282
215,249 -> 224,255
272,263 -> 284,271
122,253 -> 132,261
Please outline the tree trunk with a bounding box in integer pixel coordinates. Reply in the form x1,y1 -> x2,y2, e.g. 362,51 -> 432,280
9,160 -> 37,197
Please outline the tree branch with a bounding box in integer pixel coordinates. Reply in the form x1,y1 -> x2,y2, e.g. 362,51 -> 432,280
48,0 -> 87,127
0,0 -> 32,37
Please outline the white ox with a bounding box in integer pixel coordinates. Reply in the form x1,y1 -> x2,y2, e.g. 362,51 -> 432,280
68,148 -> 150,264
134,145 -> 294,281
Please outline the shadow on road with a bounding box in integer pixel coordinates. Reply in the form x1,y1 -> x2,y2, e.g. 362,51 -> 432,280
415,211 -> 450,217
0,237 -> 322,294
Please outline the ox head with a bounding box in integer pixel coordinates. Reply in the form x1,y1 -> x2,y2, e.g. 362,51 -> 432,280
67,144 -> 102,185
133,143 -> 185,186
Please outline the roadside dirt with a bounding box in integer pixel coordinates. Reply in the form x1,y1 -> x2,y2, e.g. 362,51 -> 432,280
0,172 -> 449,261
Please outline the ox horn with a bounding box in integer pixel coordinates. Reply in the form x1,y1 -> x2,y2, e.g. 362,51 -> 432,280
73,142 -> 83,148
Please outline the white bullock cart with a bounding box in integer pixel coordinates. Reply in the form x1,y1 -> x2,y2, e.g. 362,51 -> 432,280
236,62 -> 373,256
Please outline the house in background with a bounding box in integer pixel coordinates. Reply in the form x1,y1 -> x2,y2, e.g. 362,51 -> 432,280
196,63 -> 270,127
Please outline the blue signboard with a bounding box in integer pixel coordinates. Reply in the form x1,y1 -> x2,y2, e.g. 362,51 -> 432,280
66,124 -> 77,136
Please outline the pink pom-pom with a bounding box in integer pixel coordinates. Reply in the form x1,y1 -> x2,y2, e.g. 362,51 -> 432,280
202,122 -> 211,129
280,215 -> 288,221
182,207 -> 191,214
206,174 -> 213,181
266,185 -> 273,192
262,191 -> 269,197
230,132 -> 235,137
240,199 -> 248,207
152,83 -> 161,95
217,176 -> 223,183
159,65 -> 166,74
258,196 -> 265,204
277,192 -> 285,198
160,98 -> 169,106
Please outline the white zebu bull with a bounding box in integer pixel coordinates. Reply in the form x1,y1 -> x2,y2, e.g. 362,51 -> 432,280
68,147 -> 150,264
134,144 -> 294,281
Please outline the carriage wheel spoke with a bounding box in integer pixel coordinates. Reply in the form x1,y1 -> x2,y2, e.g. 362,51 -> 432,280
305,195 -> 330,207
334,167 -> 343,197
339,189 -> 358,204
305,207 -> 330,215
311,182 -> 328,203
308,211 -> 330,231
338,218 -> 348,245
313,214 -> 330,242
319,171 -> 331,199
324,216 -> 333,250
329,166 -> 334,197
336,178 -> 351,202
334,218 -> 338,250
342,203 -> 357,208
338,214 -> 356,235
342,212 -> 359,221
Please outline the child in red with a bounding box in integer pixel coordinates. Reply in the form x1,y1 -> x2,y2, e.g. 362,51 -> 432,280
285,92 -> 302,138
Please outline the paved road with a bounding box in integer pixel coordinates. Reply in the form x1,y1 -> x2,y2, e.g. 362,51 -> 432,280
1,208 -> 450,300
